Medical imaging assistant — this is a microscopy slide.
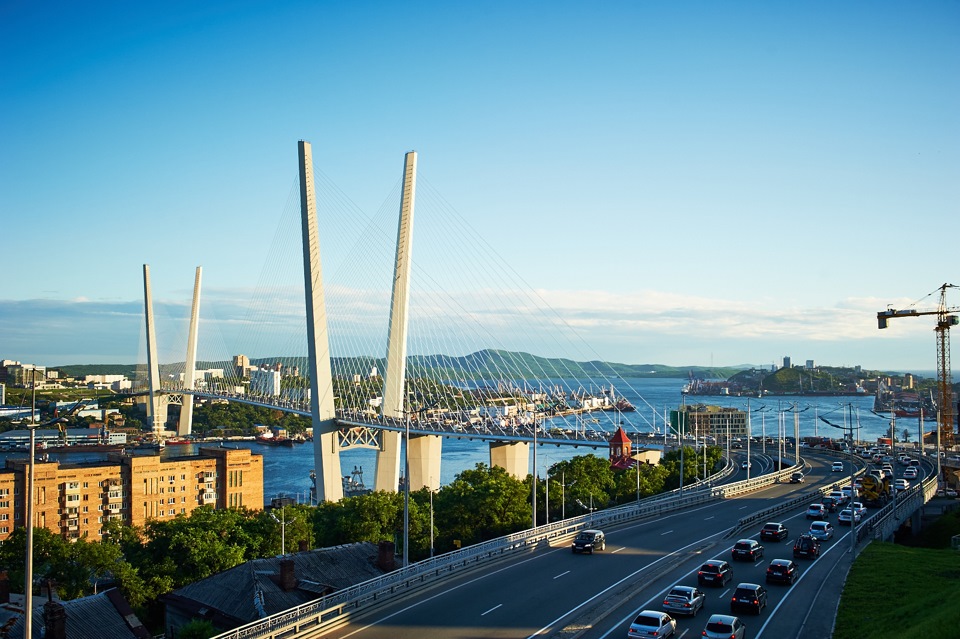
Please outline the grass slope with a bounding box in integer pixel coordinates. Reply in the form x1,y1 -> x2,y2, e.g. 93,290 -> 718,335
834,542 -> 960,639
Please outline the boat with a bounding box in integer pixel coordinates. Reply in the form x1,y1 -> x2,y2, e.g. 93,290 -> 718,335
164,437 -> 192,446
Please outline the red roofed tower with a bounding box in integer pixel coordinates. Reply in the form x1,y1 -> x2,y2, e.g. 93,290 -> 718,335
609,426 -> 634,469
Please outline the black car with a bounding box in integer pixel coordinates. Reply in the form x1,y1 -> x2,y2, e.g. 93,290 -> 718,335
730,582 -> 767,615
765,559 -> 798,585
697,559 -> 732,587
759,522 -> 788,541
821,496 -> 839,512
731,539 -> 764,562
793,534 -> 821,559
571,529 -> 605,554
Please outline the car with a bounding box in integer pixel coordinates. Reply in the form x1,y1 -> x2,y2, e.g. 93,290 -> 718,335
821,496 -> 839,512
627,610 -> 676,638
904,467 -> 919,479
731,539 -> 764,562
828,490 -> 848,505
793,534 -> 821,558
741,460 -> 751,469
765,558 -> 799,585
841,486 -> 858,500
838,508 -> 862,525
730,582 -> 767,615
790,472 -> 805,484
697,559 -> 733,587
894,479 -> 910,491
809,520 -> 835,541
702,614 -> 746,639
805,504 -> 827,520
909,459 -> 921,467
850,501 -> 867,518
571,529 -> 605,554
661,585 -> 705,617
760,522 -> 788,541
899,455 -> 911,466
832,461 -> 844,472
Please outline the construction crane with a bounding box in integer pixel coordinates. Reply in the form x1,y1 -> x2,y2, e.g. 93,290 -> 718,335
877,283 -> 959,448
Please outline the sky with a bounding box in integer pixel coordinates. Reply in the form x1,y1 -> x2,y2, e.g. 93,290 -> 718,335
1,1 -> 958,373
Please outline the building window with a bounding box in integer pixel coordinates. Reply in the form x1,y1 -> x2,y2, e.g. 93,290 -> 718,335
0,527 -> 8,534
0,514 -> 8,521
0,501 -> 9,509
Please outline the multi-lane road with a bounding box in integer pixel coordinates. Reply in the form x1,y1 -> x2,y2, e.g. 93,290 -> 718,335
321,452 -> 880,639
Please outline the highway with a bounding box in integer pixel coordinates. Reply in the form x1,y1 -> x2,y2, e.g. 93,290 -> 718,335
320,452 -> 867,639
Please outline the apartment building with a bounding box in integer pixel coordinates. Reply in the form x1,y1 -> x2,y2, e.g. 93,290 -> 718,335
0,447 -> 263,541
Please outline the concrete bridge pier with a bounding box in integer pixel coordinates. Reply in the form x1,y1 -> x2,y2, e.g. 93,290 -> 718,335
408,434 -> 442,491
490,441 -> 530,479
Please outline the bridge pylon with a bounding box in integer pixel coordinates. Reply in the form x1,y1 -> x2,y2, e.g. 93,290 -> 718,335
177,266 -> 202,436
299,141 -> 343,502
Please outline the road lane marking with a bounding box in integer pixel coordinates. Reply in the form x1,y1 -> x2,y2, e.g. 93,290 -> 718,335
480,604 -> 502,616
553,571 -> 570,580
660,530 -> 674,536
704,516 -> 715,520
740,505 -> 748,509
612,547 -> 625,553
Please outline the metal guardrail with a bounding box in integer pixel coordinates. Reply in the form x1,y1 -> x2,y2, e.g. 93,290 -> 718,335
209,457 -> 791,639
857,459 -> 940,544
729,448 -> 869,536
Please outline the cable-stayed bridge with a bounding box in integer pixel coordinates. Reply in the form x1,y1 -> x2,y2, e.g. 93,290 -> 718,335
136,142 -> 662,503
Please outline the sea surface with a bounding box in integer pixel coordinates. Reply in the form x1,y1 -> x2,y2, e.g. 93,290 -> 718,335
18,378 -> 931,506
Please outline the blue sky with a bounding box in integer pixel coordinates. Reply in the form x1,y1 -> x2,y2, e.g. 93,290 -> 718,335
1,1 -> 958,373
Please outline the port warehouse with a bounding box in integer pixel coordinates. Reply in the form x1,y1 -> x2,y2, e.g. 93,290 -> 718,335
0,447 -> 262,542
0,427 -> 128,450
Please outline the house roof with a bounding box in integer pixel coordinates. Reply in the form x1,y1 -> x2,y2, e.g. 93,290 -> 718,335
165,542 -> 390,627
609,427 -> 631,444
5,589 -> 150,639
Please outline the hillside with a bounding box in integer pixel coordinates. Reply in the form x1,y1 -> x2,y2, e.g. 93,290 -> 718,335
53,350 -> 746,380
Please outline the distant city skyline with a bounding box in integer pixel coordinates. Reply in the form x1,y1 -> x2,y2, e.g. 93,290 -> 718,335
2,2 -> 957,372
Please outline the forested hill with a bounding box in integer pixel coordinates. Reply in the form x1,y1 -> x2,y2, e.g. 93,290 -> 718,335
54,350 -> 745,380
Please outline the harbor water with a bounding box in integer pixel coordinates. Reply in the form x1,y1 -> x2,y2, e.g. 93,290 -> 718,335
16,378 -> 933,506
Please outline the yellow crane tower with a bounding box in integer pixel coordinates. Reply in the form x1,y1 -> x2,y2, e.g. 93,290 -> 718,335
877,283 -> 959,448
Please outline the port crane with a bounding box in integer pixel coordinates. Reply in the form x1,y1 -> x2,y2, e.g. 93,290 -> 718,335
877,283 -> 959,447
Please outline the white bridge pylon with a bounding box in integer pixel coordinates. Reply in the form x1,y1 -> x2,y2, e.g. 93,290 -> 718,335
142,264 -> 203,439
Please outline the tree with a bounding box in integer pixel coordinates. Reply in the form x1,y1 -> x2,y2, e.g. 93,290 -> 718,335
549,455 -> 616,514
433,464 -> 529,550
178,619 -> 217,639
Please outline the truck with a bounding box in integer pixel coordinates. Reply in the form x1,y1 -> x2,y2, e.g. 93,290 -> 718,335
860,472 -> 890,507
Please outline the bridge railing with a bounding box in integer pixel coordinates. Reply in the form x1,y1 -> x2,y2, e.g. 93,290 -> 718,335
857,459 -> 940,544
207,457 -> 791,639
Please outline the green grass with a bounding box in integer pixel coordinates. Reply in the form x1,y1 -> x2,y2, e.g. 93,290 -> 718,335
834,542 -> 960,639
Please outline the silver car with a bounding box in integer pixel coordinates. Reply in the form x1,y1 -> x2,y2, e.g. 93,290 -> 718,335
627,610 -> 676,638
661,585 -> 705,617
702,614 -> 746,639
809,520 -> 834,541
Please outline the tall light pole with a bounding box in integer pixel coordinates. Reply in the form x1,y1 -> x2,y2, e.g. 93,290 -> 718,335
531,410 -> 537,529
403,408 -> 410,568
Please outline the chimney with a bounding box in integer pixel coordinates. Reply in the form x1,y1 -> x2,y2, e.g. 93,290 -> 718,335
0,571 -> 8,604
279,559 -> 296,591
377,541 -> 396,571
298,540 -> 309,552
44,600 -> 67,639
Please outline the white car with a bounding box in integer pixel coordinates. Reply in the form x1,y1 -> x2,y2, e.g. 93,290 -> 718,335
628,610 -> 677,638
831,461 -> 844,472
903,467 -> 919,480
894,479 -> 910,491
838,508 -> 862,525
850,502 -> 867,518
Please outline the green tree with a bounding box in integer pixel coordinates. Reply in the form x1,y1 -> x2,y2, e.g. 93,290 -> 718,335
178,619 -> 217,639
549,455 -> 616,514
433,463 -> 530,550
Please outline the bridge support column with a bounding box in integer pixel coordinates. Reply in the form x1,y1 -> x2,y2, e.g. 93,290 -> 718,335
376,150 -> 418,493
142,264 -> 164,439
911,509 -> 923,536
177,266 -> 202,437
375,431 -> 402,492
299,140 -> 342,502
490,441 -> 530,479
408,434 -> 442,491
